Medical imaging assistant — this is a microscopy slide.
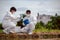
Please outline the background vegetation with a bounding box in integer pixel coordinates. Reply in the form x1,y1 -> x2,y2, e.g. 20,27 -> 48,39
0,14 -> 60,33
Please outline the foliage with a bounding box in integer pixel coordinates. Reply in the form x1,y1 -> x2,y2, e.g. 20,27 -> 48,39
16,14 -> 26,28
0,23 -> 3,29
35,14 -> 60,30
35,21 -> 45,29
46,16 -> 60,29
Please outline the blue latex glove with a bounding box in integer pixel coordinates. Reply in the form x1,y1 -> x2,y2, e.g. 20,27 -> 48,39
23,19 -> 30,25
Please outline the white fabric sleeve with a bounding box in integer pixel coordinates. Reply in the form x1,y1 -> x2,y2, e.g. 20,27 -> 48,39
8,12 -> 21,21
31,16 -> 37,25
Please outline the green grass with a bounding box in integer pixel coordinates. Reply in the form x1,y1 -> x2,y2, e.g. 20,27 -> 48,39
0,27 -> 60,33
0,29 -> 3,33
34,27 -> 60,33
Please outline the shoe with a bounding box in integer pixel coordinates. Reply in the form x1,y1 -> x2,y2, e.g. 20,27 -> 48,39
3,30 -> 9,34
28,32 -> 33,35
10,30 -> 15,34
20,28 -> 27,33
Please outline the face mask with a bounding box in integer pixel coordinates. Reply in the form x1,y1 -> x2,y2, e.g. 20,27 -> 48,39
26,14 -> 30,17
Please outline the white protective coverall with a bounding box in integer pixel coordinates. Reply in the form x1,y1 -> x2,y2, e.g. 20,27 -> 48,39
21,14 -> 37,34
2,11 -> 21,34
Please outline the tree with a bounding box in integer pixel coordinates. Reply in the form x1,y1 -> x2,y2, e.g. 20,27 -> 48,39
0,23 -> 3,29
55,13 -> 58,17
46,15 -> 60,29
35,21 -> 44,29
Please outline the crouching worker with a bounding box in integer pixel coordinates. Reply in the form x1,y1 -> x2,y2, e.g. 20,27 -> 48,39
21,10 -> 37,34
2,7 -> 21,34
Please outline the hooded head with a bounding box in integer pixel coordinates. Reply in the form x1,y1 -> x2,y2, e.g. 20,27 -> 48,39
26,10 -> 31,17
10,7 -> 17,14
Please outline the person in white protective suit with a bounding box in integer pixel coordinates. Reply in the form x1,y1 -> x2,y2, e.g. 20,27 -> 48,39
2,7 -> 21,34
21,10 -> 37,34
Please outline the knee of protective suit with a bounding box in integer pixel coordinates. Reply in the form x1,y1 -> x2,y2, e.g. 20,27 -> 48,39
28,22 -> 35,30
26,23 -> 35,33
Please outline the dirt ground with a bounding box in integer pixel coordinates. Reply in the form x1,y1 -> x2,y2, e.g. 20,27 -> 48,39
0,32 -> 60,40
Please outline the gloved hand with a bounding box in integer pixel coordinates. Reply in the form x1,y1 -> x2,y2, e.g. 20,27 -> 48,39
23,19 -> 30,25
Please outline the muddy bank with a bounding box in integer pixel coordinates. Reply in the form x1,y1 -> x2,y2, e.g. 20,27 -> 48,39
0,32 -> 60,40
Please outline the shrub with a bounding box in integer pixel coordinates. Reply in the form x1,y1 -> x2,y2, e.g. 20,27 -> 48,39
0,23 -> 3,29
35,21 -> 44,29
46,16 -> 60,29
